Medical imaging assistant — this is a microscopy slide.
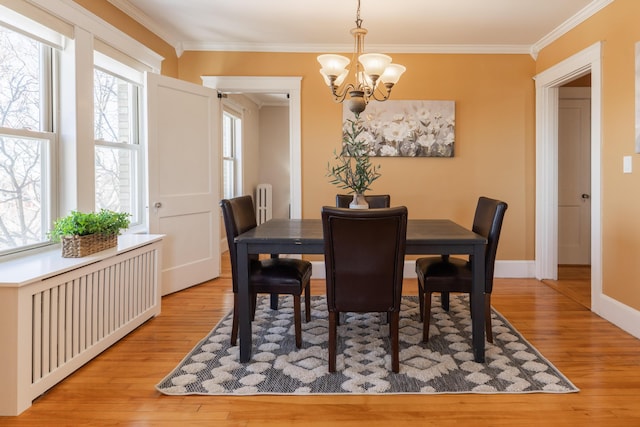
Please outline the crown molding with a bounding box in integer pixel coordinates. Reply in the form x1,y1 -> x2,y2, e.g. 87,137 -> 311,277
107,0 -> 182,55
182,41 -> 532,55
530,0 -> 614,59
106,0 -> 615,59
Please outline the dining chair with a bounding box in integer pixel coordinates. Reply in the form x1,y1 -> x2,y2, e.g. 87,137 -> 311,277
322,206 -> 408,373
415,196 -> 508,343
220,195 -> 312,349
335,194 -> 391,209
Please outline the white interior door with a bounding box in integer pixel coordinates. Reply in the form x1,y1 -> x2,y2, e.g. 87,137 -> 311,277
558,92 -> 591,265
146,73 -> 220,295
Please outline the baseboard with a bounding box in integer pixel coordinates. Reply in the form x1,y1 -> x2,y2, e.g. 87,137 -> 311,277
310,260 -> 535,280
592,293 -> 640,340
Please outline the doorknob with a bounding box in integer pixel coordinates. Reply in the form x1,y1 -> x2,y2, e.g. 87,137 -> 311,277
581,194 -> 590,199
153,202 -> 162,214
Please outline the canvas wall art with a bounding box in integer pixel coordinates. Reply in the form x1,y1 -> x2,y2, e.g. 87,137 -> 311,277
343,100 -> 456,157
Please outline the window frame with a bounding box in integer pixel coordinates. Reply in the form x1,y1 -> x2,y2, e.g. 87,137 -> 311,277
222,107 -> 243,199
93,59 -> 145,230
0,24 -> 57,256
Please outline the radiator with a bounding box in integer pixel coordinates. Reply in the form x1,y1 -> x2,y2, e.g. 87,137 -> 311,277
0,235 -> 162,416
256,183 -> 273,225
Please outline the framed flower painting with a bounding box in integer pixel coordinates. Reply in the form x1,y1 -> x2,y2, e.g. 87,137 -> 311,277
343,100 -> 456,157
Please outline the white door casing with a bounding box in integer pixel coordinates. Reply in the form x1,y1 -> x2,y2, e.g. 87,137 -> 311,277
558,89 -> 591,265
534,41 -> 602,303
146,73 -> 220,295
201,76 -> 302,219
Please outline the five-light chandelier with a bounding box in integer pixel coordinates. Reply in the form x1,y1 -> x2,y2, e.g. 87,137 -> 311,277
317,0 -> 406,114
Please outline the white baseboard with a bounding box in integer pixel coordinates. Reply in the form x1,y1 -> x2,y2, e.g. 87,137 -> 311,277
592,293 -> 640,340
310,260 -> 535,280
227,253 -> 640,340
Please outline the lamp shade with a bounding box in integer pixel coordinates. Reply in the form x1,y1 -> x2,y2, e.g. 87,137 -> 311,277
380,63 -> 406,85
358,53 -> 391,77
320,69 -> 348,87
317,54 -> 350,77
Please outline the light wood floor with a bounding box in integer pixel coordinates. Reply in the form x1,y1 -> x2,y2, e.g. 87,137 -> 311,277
3,257 -> 640,426
543,265 -> 591,309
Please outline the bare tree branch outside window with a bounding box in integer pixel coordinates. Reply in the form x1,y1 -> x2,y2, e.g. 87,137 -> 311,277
0,26 -> 48,251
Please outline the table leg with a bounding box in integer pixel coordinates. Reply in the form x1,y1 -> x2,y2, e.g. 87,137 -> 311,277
472,244 -> 486,363
237,242 -> 252,362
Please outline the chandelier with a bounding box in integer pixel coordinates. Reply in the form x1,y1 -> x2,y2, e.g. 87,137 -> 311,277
317,0 -> 406,115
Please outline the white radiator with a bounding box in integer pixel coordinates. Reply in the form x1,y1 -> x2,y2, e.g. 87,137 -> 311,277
0,235 -> 162,416
256,183 -> 273,225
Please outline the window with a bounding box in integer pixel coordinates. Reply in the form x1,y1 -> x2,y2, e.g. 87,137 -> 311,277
222,109 -> 242,199
93,63 -> 143,226
0,25 -> 55,254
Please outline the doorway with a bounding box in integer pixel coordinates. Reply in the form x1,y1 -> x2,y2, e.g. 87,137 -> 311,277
554,80 -> 592,308
201,76 -> 302,219
534,42 -> 602,311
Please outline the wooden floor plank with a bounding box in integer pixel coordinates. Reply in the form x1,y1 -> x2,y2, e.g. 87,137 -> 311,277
2,256 -> 640,426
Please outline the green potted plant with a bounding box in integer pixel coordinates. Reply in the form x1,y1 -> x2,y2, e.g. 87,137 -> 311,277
49,209 -> 131,257
327,113 -> 381,209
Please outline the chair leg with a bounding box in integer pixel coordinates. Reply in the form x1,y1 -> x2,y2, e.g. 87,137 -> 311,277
390,311 -> 400,373
304,284 -> 311,322
417,278 -> 424,321
423,292 -> 432,343
328,311 -> 337,372
270,293 -> 279,310
251,293 -> 258,321
231,294 -> 239,346
441,291 -> 450,311
485,293 -> 493,343
293,295 -> 302,348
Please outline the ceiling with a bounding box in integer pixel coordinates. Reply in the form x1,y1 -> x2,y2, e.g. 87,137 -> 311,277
107,0 -> 611,57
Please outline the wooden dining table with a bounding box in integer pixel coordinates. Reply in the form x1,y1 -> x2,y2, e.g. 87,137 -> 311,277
234,218 -> 488,363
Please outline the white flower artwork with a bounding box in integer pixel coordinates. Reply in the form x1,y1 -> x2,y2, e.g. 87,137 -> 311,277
343,100 -> 456,157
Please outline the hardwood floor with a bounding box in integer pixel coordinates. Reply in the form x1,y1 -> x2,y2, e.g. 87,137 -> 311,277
542,265 -> 591,309
3,257 -> 640,426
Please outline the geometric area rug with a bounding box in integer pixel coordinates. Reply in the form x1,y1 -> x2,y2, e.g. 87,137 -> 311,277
156,295 -> 578,395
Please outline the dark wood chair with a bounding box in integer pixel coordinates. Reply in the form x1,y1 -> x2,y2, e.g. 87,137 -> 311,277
220,195 -> 312,348
335,194 -> 391,209
322,206 -> 408,373
415,196 -> 508,343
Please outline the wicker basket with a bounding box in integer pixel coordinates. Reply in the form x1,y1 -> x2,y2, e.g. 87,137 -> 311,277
61,233 -> 118,258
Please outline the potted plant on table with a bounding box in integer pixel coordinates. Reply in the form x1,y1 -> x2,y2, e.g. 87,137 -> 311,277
327,113 -> 381,209
49,209 -> 131,258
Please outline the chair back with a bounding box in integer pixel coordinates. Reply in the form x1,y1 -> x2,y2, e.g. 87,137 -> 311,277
335,194 -> 391,209
220,195 -> 258,292
322,206 -> 408,313
471,197 -> 508,293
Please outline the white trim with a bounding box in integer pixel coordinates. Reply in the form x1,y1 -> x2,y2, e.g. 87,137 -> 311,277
24,0 -> 163,72
534,41 -> 605,319
531,0 -> 614,59
594,294 -> 640,340
183,42 -> 533,55
107,0 -> 182,56
201,76 -> 303,219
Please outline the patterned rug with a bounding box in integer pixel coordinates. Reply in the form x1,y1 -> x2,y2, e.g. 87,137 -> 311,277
156,295 -> 578,395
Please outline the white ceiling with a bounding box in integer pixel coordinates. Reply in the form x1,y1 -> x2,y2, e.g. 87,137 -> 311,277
108,0 -> 612,57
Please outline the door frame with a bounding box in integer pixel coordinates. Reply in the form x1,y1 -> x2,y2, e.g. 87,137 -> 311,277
201,76 -> 302,219
534,42 -> 602,309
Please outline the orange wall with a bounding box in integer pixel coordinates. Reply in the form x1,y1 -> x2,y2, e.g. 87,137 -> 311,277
75,1 -> 538,263
537,0 -> 640,310
179,52 -> 536,261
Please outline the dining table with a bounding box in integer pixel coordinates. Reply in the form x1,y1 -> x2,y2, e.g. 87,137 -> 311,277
234,218 -> 488,363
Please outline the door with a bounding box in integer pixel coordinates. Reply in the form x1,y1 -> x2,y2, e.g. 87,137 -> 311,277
558,93 -> 591,265
146,73 -> 220,295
